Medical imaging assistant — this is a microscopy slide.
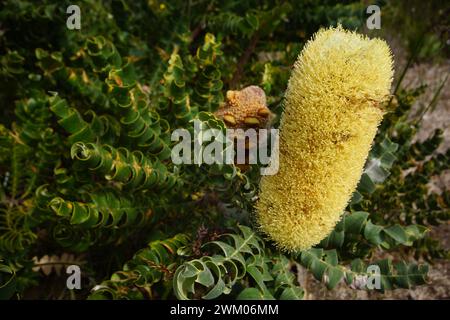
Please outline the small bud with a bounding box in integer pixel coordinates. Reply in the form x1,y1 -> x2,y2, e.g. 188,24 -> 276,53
257,108 -> 271,117
244,117 -> 260,126
223,114 -> 236,126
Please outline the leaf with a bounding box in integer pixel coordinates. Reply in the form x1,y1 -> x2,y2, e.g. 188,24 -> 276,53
247,265 -> 267,291
350,191 -> 363,205
0,264 -> 16,300
344,211 -> 369,234
357,173 -> 376,194
384,225 -> 408,244
310,258 -> 327,281
279,286 -> 304,300
326,266 -> 344,289
322,250 -> 337,266
174,225 -> 264,300
202,277 -> 226,300
237,288 -> 265,300
364,220 -> 383,245
196,263 -> 214,287
350,259 -> 366,273
245,13 -> 259,30
90,234 -> 188,299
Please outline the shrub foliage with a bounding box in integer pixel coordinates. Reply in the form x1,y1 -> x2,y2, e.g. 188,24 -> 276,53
0,0 -> 447,299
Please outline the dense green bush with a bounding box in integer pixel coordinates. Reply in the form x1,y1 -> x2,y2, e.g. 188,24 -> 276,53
0,0 -> 447,299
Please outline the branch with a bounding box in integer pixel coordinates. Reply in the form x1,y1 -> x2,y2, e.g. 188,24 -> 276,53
228,31 -> 260,88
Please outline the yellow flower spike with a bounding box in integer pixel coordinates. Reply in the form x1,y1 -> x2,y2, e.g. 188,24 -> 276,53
256,26 -> 394,251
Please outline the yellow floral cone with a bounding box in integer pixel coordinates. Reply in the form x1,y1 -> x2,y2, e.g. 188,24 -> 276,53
256,26 -> 394,251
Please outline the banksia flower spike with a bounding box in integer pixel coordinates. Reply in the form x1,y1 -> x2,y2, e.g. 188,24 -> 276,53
256,26 -> 394,251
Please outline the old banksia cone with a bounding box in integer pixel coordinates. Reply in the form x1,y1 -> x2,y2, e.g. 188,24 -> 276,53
215,86 -> 274,171
215,86 -> 273,129
256,26 -> 394,251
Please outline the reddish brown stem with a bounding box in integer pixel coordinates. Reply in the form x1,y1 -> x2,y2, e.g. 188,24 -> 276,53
229,32 -> 260,88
